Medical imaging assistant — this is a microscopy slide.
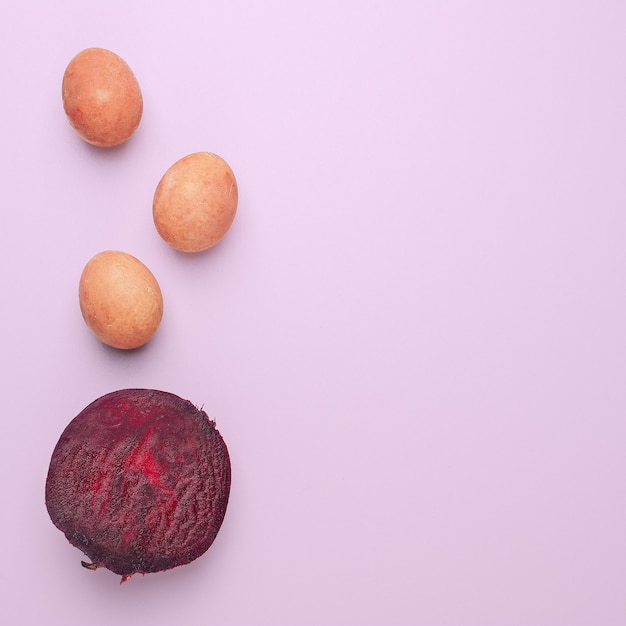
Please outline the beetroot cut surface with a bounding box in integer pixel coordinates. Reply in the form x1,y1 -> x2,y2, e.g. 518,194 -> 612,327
45,389 -> 231,582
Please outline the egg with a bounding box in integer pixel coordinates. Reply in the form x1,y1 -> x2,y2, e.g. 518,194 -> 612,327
79,251 -> 163,350
153,152 -> 238,252
62,48 -> 143,147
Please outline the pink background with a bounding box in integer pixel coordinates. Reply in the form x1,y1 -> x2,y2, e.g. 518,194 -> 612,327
1,1 -> 625,624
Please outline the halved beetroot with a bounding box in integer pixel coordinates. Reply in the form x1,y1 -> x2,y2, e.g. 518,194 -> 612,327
45,389 -> 231,582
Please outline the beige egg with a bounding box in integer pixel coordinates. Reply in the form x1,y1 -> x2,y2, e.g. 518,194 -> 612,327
79,251 -> 163,350
153,152 -> 238,252
62,48 -> 143,147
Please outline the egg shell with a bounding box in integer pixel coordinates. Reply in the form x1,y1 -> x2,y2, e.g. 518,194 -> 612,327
62,48 -> 143,147
79,251 -> 163,350
153,152 -> 238,253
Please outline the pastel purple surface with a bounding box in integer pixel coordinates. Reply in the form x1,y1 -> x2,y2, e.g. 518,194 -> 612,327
1,1 -> 625,624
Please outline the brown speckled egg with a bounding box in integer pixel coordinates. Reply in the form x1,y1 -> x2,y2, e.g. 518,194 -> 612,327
153,152 -> 238,252
79,251 -> 163,350
62,48 -> 143,147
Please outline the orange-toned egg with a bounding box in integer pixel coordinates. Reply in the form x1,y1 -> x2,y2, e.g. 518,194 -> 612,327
62,48 -> 143,147
153,152 -> 238,252
79,251 -> 163,350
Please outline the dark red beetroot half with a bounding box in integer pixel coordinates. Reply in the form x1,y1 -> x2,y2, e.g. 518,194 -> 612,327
45,389 -> 231,582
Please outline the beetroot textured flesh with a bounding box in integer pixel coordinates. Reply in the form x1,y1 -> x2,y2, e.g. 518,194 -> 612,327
45,389 -> 231,582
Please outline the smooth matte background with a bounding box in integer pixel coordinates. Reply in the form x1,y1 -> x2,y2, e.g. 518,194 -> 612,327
1,1 -> 625,624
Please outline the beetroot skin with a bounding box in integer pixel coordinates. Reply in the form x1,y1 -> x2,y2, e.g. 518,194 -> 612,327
45,389 -> 231,582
